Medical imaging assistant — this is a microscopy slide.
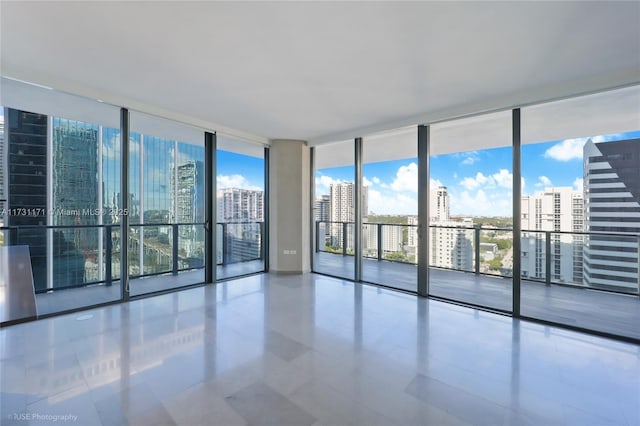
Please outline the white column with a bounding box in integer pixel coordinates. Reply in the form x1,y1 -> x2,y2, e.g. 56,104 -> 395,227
269,140 -> 310,273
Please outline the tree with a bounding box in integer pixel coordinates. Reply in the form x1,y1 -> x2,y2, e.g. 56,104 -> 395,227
488,258 -> 503,270
384,252 -> 407,262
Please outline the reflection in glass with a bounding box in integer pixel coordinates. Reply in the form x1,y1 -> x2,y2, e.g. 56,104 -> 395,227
1,91 -> 122,315
125,110 -> 207,295
521,86 -> 640,339
313,140 -> 355,280
430,111 -> 513,312
216,146 -> 265,279
361,127 -> 417,291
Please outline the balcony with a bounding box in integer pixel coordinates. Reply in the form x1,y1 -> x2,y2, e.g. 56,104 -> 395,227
314,221 -> 640,340
0,221 -> 265,323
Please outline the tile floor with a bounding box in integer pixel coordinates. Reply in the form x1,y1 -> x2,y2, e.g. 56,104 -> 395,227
1,273 -> 639,426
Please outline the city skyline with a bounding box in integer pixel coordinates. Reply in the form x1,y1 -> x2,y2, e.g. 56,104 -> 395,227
2,107 -> 637,219
316,130 -> 640,216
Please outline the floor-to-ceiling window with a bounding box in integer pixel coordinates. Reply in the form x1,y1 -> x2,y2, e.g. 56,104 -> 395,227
313,140 -> 356,280
129,112 -> 206,296
216,135 -> 266,279
429,111 -> 513,312
361,127 -> 418,291
0,77 -> 122,318
521,85 -> 640,340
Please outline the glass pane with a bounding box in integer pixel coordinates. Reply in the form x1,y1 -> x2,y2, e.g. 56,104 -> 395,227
521,86 -> 640,340
216,135 -> 265,279
129,112 -> 205,296
0,94 -> 121,318
361,127 -> 418,291
430,111 -> 513,312
313,140 -> 355,280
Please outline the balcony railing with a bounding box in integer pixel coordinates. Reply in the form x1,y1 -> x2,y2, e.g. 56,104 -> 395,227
0,220 -> 264,293
315,220 -> 640,295
216,221 -> 265,266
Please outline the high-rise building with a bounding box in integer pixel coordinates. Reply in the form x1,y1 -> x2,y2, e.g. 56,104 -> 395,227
427,186 -> 474,270
407,215 -> 418,248
172,160 -> 205,259
430,218 -> 474,271
363,222 -> 404,257
583,138 -> 640,292
314,194 -> 330,222
521,187 -> 584,284
328,182 -> 368,250
314,194 -> 331,249
217,187 -> 264,222
5,108 -> 48,290
52,118 -> 99,286
216,187 -> 264,264
430,185 -> 450,222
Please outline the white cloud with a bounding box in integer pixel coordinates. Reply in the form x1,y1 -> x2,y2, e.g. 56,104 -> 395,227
573,177 -> 584,192
461,156 -> 479,166
315,175 -> 341,194
535,175 -> 553,188
592,133 -> 623,143
493,169 -> 512,189
460,172 -> 489,190
430,178 -> 443,189
363,177 -> 373,187
218,174 -> 261,190
390,162 -> 418,192
366,188 -> 417,215
454,151 -> 479,165
544,138 -> 587,161
451,189 -> 512,217
459,169 -> 513,191
372,177 -> 381,185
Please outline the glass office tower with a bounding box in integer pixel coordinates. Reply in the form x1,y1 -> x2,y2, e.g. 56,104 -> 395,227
5,108 -> 48,290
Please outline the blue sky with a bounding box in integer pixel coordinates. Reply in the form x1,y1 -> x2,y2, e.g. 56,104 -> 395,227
2,107 -> 636,217
316,131 -> 640,217
217,150 -> 265,190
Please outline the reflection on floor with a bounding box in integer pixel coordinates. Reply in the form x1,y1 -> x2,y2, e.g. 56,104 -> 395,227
315,252 -> 640,340
1,273 -> 639,425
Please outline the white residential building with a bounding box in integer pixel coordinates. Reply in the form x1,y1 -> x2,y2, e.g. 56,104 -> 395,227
217,187 -> 264,223
430,218 -> 474,271
329,182 -> 367,250
521,187 -> 584,284
216,187 -> 264,264
408,186 -> 475,270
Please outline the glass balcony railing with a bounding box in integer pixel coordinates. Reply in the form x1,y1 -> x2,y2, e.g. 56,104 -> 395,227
315,220 -> 640,296
216,221 -> 265,265
0,223 -> 121,292
129,222 -> 206,278
0,221 -> 265,294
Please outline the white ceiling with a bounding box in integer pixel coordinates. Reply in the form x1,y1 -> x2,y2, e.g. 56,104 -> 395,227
1,1 -> 639,145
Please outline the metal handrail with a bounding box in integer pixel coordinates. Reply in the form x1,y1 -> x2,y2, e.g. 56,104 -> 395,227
1,221 -> 265,292
315,220 -> 640,295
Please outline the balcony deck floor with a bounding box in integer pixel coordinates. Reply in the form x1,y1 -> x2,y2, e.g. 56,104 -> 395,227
7,253 -> 639,341
314,252 -> 640,341
28,261 -> 264,320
